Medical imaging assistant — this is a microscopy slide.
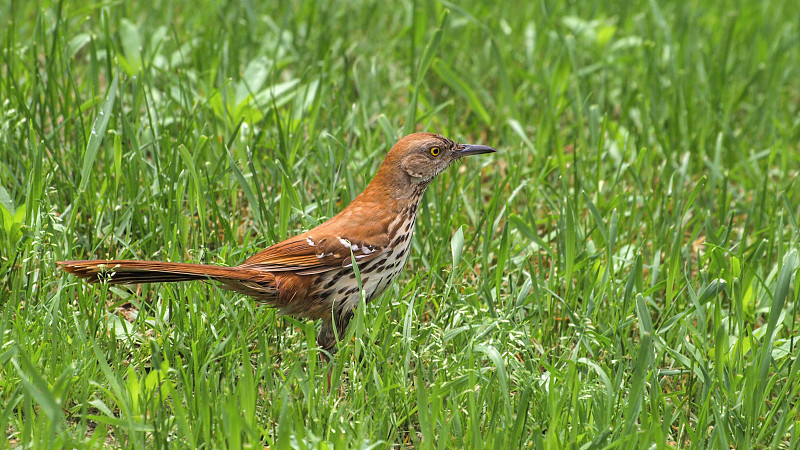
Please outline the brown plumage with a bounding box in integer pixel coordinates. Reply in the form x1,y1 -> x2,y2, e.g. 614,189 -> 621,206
59,132 -> 495,353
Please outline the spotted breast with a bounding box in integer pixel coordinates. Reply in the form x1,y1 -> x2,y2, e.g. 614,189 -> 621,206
296,200 -> 420,351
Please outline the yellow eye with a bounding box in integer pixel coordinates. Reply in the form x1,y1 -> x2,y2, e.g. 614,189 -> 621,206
430,146 -> 441,157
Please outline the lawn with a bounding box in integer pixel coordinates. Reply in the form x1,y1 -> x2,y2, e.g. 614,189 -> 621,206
2,0 -> 799,447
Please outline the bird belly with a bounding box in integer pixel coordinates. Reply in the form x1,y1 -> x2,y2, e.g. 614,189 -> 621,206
338,231 -> 415,314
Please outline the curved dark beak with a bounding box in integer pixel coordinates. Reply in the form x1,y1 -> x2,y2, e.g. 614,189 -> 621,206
455,144 -> 496,157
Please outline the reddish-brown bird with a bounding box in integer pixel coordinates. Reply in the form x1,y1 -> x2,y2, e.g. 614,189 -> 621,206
59,132 -> 495,353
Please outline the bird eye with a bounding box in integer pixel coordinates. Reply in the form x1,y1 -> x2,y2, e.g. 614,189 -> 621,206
430,146 -> 441,157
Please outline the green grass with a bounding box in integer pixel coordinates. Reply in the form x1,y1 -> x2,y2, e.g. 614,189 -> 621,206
2,0 -> 800,447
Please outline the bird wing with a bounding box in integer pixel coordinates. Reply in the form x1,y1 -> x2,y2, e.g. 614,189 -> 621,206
239,232 -> 388,275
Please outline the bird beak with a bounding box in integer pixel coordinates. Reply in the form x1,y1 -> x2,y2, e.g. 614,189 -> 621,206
455,144 -> 497,157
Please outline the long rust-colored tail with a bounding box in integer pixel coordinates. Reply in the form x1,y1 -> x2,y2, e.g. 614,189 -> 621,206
57,260 -> 271,285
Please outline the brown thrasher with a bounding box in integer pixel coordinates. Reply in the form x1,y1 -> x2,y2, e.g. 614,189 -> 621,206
59,132 -> 495,353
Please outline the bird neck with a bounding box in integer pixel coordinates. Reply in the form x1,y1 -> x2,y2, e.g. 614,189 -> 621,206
355,162 -> 428,211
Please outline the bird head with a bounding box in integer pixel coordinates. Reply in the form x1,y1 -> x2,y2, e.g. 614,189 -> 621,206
387,132 -> 496,185
358,132 -> 495,202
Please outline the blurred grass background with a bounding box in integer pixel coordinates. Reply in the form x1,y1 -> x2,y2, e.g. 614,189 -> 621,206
1,0 -> 799,447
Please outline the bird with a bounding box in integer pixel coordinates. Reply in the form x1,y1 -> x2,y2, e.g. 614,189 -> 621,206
58,132 -> 495,354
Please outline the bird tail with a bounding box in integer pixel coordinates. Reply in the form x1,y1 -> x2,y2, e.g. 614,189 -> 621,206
57,260 -> 271,285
